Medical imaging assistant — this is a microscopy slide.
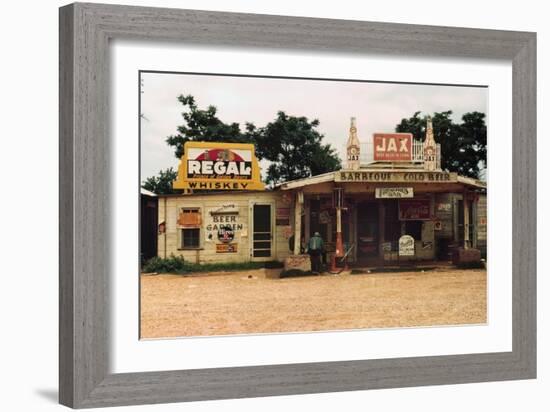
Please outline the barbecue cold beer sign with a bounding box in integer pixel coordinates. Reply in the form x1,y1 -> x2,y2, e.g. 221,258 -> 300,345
173,142 -> 265,190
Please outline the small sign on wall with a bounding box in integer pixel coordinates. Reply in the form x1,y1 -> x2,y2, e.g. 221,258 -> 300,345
276,207 -> 290,226
217,225 -> 235,243
399,199 -> 431,220
319,210 -> 331,224
216,243 -> 238,253
399,235 -> 415,256
375,187 -> 413,198
422,241 -> 433,250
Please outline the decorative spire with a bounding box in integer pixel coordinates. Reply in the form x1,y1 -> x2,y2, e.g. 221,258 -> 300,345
423,116 -> 437,171
425,116 -> 436,147
347,117 -> 359,145
346,117 -> 361,170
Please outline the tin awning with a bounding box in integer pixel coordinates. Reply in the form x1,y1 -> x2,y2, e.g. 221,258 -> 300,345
276,169 -> 486,191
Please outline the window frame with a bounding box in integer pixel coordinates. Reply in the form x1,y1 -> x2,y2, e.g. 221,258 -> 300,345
178,207 -> 203,250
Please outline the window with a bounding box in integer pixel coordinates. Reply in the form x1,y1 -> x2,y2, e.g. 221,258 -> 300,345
181,228 -> 200,249
178,208 -> 201,249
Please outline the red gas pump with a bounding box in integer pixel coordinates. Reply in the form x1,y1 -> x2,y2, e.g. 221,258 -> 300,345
331,187 -> 347,273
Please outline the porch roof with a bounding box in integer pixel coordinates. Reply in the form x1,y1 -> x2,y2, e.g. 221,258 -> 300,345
276,168 -> 487,191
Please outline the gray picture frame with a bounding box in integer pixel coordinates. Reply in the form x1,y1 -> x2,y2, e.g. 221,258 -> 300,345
59,2 -> 536,408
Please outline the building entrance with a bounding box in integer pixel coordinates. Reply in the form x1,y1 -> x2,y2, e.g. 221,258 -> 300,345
356,201 -> 379,260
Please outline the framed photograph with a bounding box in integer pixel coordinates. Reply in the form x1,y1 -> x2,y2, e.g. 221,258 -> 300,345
59,3 -> 536,408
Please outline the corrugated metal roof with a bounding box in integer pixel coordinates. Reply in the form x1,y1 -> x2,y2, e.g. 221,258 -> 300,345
277,169 -> 487,190
140,188 -> 158,197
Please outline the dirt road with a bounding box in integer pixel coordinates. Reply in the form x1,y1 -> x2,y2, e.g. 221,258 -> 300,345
140,268 -> 486,338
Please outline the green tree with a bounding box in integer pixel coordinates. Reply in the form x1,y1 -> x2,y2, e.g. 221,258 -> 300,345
395,111 -> 486,178
166,95 -> 341,185
165,95 -> 258,159
460,111 -> 487,170
255,111 -> 341,185
142,167 -> 178,195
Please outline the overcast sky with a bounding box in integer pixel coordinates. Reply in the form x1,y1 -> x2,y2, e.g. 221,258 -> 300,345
140,72 -> 487,180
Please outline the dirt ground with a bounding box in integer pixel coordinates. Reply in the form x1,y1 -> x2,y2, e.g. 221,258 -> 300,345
140,267 -> 487,339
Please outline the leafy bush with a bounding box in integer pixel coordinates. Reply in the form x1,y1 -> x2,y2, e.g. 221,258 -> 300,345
142,255 -> 282,274
142,255 -> 186,273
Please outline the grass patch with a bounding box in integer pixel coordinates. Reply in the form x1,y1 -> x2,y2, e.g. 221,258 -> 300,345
142,255 -> 283,274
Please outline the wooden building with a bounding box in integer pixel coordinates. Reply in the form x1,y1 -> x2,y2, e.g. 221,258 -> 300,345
155,118 -> 486,265
156,190 -> 292,264
278,169 -> 486,265
140,188 -> 158,263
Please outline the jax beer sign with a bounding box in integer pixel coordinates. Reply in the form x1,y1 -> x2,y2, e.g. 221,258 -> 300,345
373,133 -> 413,162
173,142 -> 265,190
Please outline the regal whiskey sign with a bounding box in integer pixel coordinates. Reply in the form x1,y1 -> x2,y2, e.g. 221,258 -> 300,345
173,142 -> 265,190
373,133 -> 413,162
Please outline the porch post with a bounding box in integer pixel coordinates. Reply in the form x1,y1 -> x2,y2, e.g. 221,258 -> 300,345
333,187 -> 344,258
294,191 -> 303,255
335,208 -> 343,257
378,201 -> 385,258
472,195 -> 478,249
463,194 -> 470,249
304,199 -> 311,245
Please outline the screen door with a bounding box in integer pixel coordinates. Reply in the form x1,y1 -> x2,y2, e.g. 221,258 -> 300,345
252,204 -> 272,258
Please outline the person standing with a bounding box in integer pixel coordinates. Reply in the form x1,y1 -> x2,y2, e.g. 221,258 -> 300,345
308,232 -> 324,274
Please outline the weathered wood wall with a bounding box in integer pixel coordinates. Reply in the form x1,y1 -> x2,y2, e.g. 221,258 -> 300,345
157,191 -> 292,263
477,194 -> 487,257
